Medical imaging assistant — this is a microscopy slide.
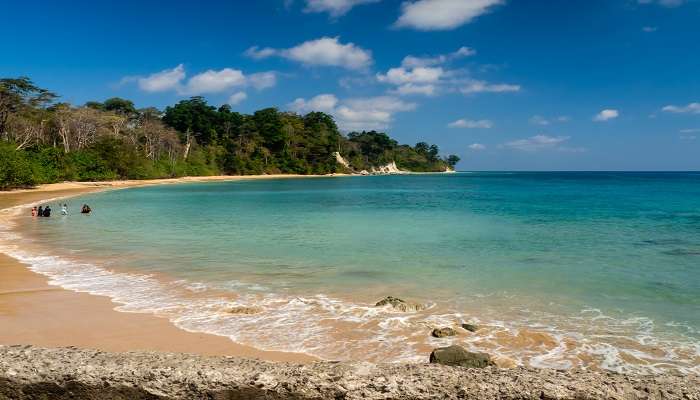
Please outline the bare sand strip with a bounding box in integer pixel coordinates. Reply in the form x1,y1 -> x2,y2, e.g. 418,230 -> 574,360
0,176 -> 331,363
1,345 -> 698,400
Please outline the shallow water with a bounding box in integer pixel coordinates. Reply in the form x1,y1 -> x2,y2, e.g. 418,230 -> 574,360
4,172 -> 700,373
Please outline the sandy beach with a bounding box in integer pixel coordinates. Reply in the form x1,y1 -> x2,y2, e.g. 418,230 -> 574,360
0,176 -> 326,363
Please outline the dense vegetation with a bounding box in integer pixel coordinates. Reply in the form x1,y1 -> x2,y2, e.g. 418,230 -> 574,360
0,77 -> 459,189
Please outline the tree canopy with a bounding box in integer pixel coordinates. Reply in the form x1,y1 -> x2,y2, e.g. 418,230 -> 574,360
0,77 -> 459,189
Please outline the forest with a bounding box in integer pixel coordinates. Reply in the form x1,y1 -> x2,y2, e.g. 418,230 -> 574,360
0,77 -> 459,189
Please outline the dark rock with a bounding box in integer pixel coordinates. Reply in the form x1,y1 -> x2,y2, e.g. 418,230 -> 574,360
429,345 -> 495,368
374,296 -> 424,312
461,323 -> 478,332
431,327 -> 457,338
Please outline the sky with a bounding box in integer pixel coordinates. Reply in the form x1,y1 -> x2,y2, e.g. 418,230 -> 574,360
2,0 -> 699,171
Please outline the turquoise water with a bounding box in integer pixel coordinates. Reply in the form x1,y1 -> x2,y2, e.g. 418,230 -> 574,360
8,173 -> 700,372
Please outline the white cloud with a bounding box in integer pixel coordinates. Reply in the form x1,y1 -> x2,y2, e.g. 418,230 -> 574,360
249,72 -> 277,90
244,46 -> 277,60
183,68 -> 246,95
662,102 -> 700,114
448,118 -> 493,128
460,79 -> 521,94
248,37 -> 372,70
593,109 -> 619,122
529,115 -> 570,126
401,46 -> 476,68
680,128 -> 700,133
129,65 -> 277,95
137,64 -> 185,92
468,143 -> 486,150
304,0 -> 380,16
228,91 -> 248,105
289,94 -> 416,131
680,135 -> 697,140
393,83 -> 437,96
395,0 -> 503,31
503,135 -> 571,151
377,66 -> 444,85
642,26 -> 658,32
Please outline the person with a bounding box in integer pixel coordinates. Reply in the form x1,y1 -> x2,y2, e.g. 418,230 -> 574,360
37,206 -> 43,217
31,207 -> 38,217
61,204 -> 68,215
81,204 -> 91,214
43,205 -> 51,217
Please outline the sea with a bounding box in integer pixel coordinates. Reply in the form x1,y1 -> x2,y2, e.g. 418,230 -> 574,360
2,172 -> 699,373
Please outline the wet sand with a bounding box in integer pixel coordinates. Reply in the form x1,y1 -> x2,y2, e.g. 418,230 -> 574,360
0,176 -> 324,363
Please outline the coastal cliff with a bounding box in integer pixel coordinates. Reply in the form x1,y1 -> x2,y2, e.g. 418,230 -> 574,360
1,345 -> 698,400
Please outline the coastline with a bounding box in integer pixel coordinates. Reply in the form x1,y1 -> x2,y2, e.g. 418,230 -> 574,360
0,175 -> 332,363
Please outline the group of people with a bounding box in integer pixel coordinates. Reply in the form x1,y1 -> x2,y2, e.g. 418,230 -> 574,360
31,203 -> 92,217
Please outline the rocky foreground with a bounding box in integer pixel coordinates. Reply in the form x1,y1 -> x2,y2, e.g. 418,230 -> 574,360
1,345 -> 698,400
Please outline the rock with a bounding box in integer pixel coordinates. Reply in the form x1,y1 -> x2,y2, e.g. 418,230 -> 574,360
431,327 -> 457,338
374,296 -> 425,312
461,323 -> 478,332
429,345 -> 495,368
1,345 -> 698,399
226,306 -> 262,315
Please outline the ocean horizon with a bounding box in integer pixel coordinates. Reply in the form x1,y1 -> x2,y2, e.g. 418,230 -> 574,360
4,172 -> 699,374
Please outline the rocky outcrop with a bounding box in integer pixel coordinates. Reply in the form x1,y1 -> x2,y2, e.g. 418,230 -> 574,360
431,327 -> 457,338
374,296 -> 425,312
225,306 -> 262,315
461,323 -> 479,332
429,345 -> 495,368
333,152 -> 353,172
1,345 -> 698,400
370,161 -> 407,175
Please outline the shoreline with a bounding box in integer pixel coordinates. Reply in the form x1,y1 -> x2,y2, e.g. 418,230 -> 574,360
0,175 -> 332,363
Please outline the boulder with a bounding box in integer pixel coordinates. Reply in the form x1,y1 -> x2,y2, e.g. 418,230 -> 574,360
374,296 -> 425,312
461,323 -> 479,332
431,327 -> 457,338
429,345 -> 495,368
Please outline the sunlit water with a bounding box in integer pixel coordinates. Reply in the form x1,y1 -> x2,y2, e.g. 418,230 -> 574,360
3,172 -> 699,373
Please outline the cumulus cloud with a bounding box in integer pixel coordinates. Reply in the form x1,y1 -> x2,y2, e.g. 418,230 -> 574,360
127,65 -> 277,96
401,46 -> 476,68
246,37 -> 372,70
468,143 -> 486,150
249,72 -> 277,90
460,79 -> 521,94
228,91 -> 248,105
183,68 -> 246,95
137,64 -> 186,92
378,47 -> 483,96
593,109 -> 619,122
448,119 -> 493,128
289,94 -> 416,131
662,102 -> 700,114
244,46 -> 277,60
304,0 -> 380,16
503,135 -> 572,151
395,0 -> 503,31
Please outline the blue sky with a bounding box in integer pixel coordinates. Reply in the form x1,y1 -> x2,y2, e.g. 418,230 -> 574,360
2,0 -> 699,170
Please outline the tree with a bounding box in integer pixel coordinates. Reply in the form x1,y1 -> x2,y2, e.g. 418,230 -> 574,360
446,155 -> 460,168
103,97 -> 137,117
0,77 -> 55,136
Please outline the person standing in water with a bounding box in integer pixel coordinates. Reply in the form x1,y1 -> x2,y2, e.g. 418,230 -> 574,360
37,206 -> 43,217
61,204 -> 68,215
43,205 -> 51,217
81,204 -> 92,214
31,207 -> 38,217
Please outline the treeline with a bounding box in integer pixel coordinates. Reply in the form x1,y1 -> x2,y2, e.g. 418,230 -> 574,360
0,77 -> 459,189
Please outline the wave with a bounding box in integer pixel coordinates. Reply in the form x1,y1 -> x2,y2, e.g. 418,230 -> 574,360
1,210 -> 698,373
